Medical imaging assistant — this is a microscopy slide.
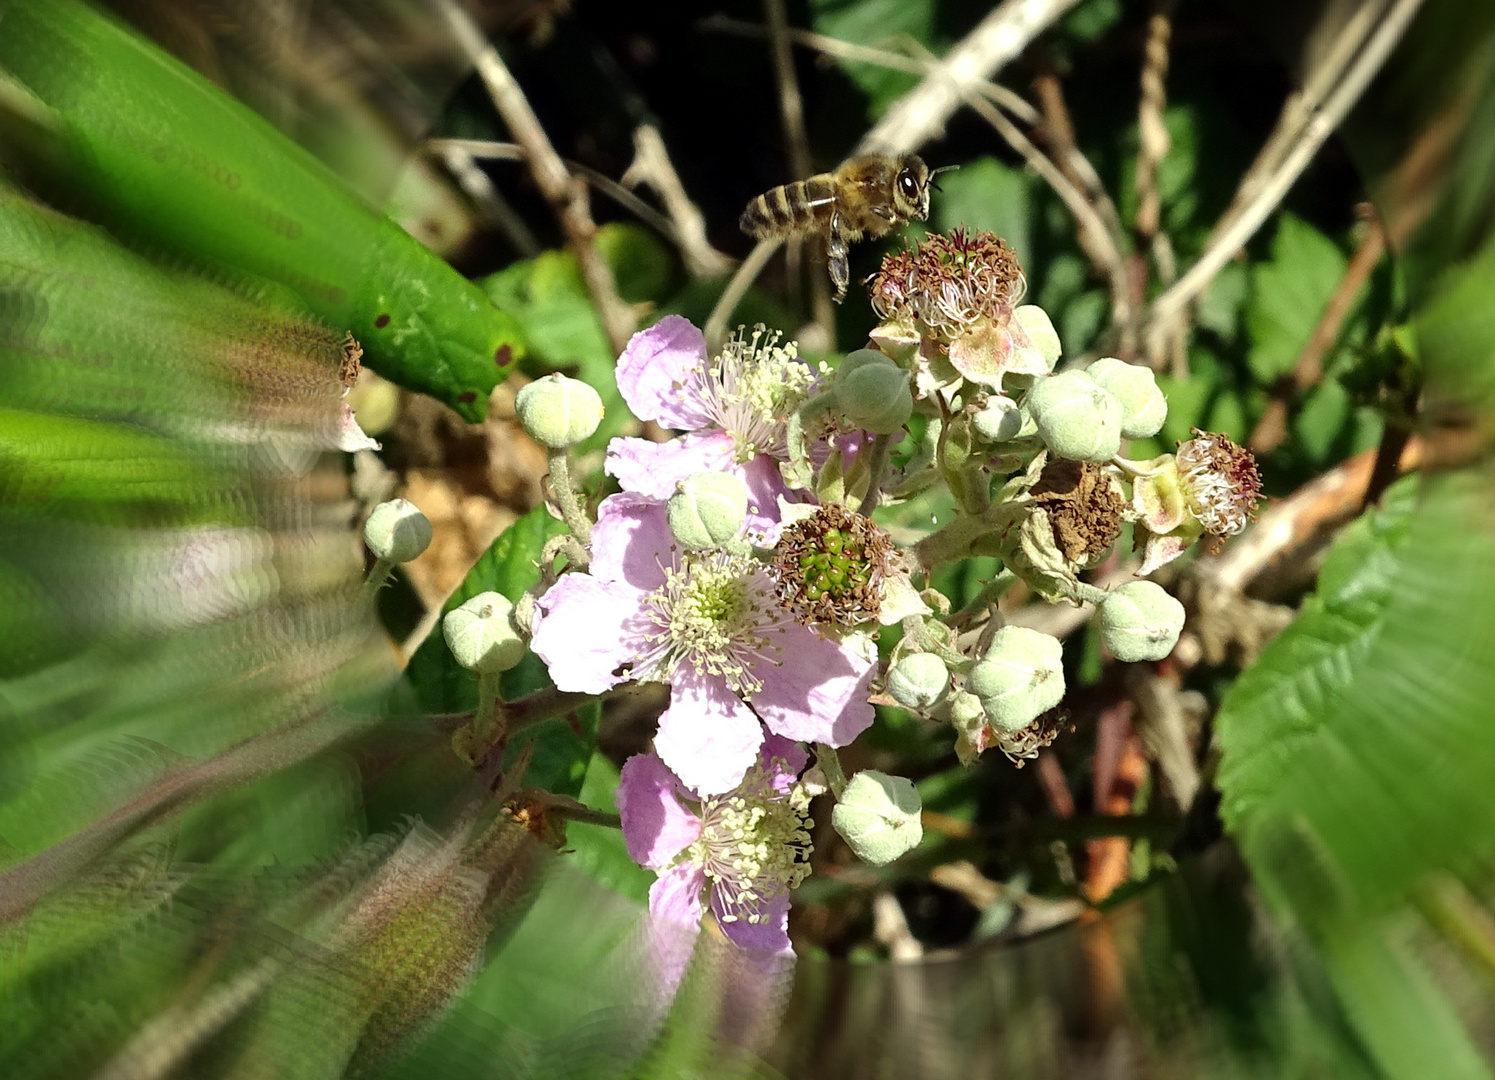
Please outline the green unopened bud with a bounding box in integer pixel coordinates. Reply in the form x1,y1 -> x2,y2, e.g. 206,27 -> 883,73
514,374 -> 604,448
886,652 -> 949,710
1098,580 -> 1185,662
443,592 -> 525,674
1015,305 -> 1062,372
971,395 -> 1025,443
1087,358 -> 1167,439
967,625 -> 1065,733
666,471 -> 748,550
831,770 -> 923,866
1026,370 -> 1123,462
835,350 -> 913,435
364,498 -> 433,563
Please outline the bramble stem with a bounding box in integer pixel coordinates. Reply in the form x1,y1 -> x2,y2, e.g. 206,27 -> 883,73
815,743 -> 849,799
547,448 -> 593,544
856,433 -> 892,517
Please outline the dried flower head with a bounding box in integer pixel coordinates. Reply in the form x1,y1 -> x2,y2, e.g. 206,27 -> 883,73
1176,429 -> 1262,536
1030,459 -> 1125,561
905,229 -> 1024,339
771,504 -> 896,629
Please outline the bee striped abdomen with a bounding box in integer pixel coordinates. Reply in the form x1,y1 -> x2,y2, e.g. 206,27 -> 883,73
739,174 -> 838,239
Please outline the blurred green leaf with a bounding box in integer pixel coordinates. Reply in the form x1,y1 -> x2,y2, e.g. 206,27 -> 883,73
932,157 -> 1034,265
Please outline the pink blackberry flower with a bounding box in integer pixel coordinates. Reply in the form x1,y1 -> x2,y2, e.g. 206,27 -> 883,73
617,736 -> 812,955
530,492 -> 875,795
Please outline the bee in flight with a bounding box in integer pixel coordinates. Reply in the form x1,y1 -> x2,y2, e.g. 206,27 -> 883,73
739,153 -> 941,303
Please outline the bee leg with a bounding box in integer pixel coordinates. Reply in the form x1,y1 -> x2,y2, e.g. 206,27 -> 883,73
827,212 -> 850,303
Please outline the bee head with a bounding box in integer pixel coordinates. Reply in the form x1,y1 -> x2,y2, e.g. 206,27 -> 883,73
893,155 -> 932,222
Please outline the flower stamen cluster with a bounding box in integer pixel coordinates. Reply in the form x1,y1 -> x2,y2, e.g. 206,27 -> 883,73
871,228 -> 1025,340
1177,429 -> 1262,536
686,752 -> 813,927
636,552 -> 788,695
702,326 -> 819,464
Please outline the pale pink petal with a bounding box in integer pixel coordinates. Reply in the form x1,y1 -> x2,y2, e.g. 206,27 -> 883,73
617,752 -> 703,869
649,861 -> 707,933
750,624 -> 876,746
711,889 -> 792,955
1136,530 -> 1193,577
655,669 -> 765,796
588,492 -> 676,592
334,403 -> 380,452
616,315 -> 715,431
738,453 -> 799,534
531,574 -> 648,694
605,431 -> 738,503
756,733 -> 809,794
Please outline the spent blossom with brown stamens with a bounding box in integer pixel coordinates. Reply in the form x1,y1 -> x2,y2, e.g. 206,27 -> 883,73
904,229 -> 1024,340
1176,430 -> 1262,536
868,229 -> 1055,392
1128,429 -> 1264,575
1030,459 -> 1126,562
772,504 -> 896,630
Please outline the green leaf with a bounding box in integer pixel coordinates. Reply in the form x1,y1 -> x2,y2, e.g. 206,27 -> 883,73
808,0 -> 933,118
1216,471 -> 1495,1076
404,505 -> 597,798
1246,215 -> 1350,382
566,753 -> 654,903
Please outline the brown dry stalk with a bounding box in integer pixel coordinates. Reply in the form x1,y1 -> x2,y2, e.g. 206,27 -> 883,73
1248,207 -> 1387,454
437,1 -> 636,355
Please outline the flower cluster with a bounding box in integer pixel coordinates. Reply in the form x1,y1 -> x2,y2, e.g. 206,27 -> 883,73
438,230 -> 1263,958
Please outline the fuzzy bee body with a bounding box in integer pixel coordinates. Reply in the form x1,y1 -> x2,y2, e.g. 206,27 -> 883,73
739,154 -> 934,302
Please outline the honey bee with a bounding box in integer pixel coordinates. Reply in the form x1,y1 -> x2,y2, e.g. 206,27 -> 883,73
739,154 -> 939,303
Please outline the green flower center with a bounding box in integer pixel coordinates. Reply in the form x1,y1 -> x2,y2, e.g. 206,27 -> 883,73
772,506 -> 893,629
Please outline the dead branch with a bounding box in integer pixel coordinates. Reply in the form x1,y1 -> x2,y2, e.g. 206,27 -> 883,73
1248,205 -> 1386,454
855,0 -> 1086,157
1139,0 -> 1425,360
621,125 -> 736,278
437,0 -> 636,354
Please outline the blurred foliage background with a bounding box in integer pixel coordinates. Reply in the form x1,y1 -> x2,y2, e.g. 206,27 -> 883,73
3,0 -> 1495,1077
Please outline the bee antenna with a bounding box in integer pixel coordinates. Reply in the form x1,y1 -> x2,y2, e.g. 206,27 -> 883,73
927,164 -> 958,193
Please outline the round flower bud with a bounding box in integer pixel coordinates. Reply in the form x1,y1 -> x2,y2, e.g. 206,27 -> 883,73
1098,580 -> 1186,662
886,652 -> 950,711
1015,305 -> 1062,372
443,591 -> 526,674
971,395 -> 1025,443
363,498 -> 432,563
1025,370 -> 1124,462
835,350 -> 912,435
831,770 -> 923,866
514,374 -> 605,449
1087,357 -> 1167,439
967,625 -> 1065,733
666,471 -> 748,550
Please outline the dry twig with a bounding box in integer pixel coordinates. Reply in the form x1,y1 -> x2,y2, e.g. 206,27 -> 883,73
1139,0 -> 1425,361
437,0 -> 636,354
432,137 -> 677,243
1248,206 -> 1386,454
704,238 -> 783,352
856,0 -> 1086,157
762,0 -> 835,342
621,125 -> 736,278
435,142 -> 541,257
